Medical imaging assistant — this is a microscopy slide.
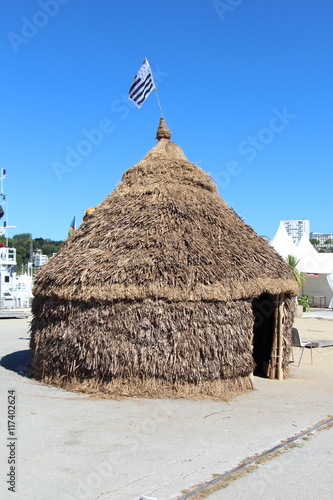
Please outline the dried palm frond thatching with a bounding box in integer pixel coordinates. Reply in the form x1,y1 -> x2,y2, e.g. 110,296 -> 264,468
30,118 -> 298,399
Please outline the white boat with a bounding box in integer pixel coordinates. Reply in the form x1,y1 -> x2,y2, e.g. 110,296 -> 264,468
0,169 -> 33,313
0,246 -> 33,309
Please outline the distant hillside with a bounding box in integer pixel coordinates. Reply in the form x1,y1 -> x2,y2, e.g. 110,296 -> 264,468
0,233 -> 63,273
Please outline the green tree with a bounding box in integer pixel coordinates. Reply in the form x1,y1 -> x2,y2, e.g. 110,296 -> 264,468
310,238 -> 320,246
13,233 -> 32,241
319,247 -> 333,253
0,233 -> 63,273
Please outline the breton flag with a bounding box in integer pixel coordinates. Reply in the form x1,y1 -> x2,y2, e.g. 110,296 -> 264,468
68,215 -> 76,238
128,59 -> 155,108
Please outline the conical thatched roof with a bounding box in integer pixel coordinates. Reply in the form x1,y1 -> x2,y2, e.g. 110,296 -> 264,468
33,119 -> 297,303
30,118 -> 298,399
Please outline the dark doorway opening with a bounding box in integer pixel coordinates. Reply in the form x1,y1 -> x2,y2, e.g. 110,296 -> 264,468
252,293 -> 276,377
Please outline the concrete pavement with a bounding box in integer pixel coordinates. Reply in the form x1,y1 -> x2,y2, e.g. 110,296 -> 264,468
0,314 -> 332,500
302,307 -> 333,319
205,425 -> 333,500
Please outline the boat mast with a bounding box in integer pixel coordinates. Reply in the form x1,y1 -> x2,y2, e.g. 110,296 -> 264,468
0,168 -> 5,308
0,169 -> 16,309
0,168 -> 6,240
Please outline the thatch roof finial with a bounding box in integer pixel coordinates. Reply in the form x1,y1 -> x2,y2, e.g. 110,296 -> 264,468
156,117 -> 171,140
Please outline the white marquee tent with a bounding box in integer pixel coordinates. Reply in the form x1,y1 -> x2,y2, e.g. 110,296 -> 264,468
269,221 -> 299,259
270,225 -> 333,308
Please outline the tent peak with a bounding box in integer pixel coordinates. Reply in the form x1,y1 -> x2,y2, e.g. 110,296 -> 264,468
156,117 -> 171,140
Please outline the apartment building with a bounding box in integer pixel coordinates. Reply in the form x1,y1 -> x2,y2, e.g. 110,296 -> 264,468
282,219 -> 310,244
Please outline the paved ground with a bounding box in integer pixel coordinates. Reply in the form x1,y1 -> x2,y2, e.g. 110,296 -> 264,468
0,311 -> 332,500
302,308 -> 333,319
206,425 -> 333,500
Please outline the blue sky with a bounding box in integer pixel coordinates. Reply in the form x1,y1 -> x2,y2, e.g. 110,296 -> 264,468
1,0 -> 333,241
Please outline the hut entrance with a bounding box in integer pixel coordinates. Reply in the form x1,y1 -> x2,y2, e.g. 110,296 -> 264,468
252,293 -> 276,377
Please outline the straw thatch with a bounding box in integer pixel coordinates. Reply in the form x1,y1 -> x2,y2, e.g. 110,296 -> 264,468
30,118 -> 298,399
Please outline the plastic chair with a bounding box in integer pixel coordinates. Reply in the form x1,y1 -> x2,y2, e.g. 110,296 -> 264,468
291,327 -> 313,367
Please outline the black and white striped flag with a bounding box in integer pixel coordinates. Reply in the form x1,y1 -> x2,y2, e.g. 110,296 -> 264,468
128,59 -> 155,108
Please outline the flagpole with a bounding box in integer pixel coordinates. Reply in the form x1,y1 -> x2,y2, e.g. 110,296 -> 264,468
153,87 -> 164,118
147,59 -> 164,118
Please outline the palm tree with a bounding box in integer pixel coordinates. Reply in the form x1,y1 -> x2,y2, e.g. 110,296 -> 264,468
286,254 -> 307,289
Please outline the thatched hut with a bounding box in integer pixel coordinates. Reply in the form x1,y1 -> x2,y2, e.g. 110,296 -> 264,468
30,118 -> 298,398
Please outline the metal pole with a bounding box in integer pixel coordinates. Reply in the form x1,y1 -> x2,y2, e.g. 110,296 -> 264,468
148,60 -> 164,118
0,168 -> 3,310
154,88 -> 164,118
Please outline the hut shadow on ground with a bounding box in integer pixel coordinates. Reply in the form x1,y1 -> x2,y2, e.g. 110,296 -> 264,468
1,349 -> 32,377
